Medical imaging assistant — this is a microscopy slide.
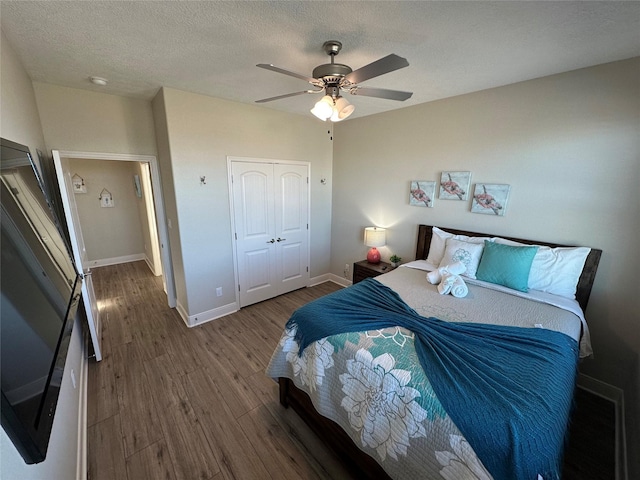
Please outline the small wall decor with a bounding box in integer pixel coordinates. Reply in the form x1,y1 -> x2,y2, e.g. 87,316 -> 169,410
471,184 -> 510,216
133,174 -> 142,198
72,174 -> 86,194
439,171 -> 471,200
99,188 -> 114,208
409,180 -> 435,207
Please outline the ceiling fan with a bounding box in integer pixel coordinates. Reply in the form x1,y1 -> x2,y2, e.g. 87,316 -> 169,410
256,40 -> 412,122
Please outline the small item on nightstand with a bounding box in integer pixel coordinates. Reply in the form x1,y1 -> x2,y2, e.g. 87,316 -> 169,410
364,227 -> 386,264
390,254 -> 402,268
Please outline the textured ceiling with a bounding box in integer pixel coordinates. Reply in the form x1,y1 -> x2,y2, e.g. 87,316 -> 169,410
2,1 -> 639,120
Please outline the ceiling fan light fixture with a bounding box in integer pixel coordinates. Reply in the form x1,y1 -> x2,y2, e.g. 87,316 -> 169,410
257,40 -> 412,119
310,95 -> 334,120
332,97 -> 354,121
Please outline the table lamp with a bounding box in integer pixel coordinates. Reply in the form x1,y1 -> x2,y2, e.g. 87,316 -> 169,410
364,227 -> 386,264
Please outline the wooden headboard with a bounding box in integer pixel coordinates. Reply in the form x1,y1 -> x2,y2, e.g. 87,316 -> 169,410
415,225 -> 602,311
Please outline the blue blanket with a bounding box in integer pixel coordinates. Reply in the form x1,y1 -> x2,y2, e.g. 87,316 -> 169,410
286,278 -> 578,480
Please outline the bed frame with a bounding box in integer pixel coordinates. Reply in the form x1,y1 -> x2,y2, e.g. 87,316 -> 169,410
414,225 -> 602,311
279,224 -> 602,479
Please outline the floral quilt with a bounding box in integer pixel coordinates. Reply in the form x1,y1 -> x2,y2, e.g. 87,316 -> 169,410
267,323 -> 493,480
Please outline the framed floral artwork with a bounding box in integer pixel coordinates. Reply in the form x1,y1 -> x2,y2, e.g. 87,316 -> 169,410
409,180 -> 435,207
471,184 -> 511,216
439,171 -> 471,200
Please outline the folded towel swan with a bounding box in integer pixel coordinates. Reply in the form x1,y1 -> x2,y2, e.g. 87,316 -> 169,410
437,273 -> 457,295
430,262 -> 469,298
451,275 -> 469,298
427,261 -> 466,284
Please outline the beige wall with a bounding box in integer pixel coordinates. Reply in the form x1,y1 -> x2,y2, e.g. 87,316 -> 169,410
0,31 -> 46,164
68,158 -> 146,265
33,81 -> 165,277
154,87 -> 333,317
151,89 -> 186,307
33,82 -> 157,156
1,29 -> 86,480
332,57 -> 640,476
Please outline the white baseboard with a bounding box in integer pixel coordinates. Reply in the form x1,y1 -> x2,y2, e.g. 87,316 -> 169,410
177,276 -> 346,329
308,273 -> 332,286
144,255 -> 162,276
310,273 -> 351,287
577,373 -> 627,480
175,300 -> 240,328
175,301 -> 190,327
76,342 -> 88,480
578,373 -> 624,402
86,253 -> 145,268
188,302 -> 239,327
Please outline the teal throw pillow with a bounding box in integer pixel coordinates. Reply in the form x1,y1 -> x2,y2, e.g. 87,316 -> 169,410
476,240 -> 538,292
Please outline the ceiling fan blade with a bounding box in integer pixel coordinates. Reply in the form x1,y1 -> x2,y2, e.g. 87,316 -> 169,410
255,90 -> 320,103
344,54 -> 409,84
350,86 -> 413,101
257,64 -> 318,84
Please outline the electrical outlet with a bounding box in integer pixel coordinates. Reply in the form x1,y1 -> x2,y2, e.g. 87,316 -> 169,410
216,287 -> 223,297
344,263 -> 350,278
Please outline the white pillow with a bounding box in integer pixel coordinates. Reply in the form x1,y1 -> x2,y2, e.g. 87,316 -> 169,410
438,238 -> 485,279
426,226 -> 491,267
494,237 -> 590,299
528,246 -> 591,298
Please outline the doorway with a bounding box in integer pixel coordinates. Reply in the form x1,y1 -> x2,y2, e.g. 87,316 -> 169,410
53,150 -> 175,360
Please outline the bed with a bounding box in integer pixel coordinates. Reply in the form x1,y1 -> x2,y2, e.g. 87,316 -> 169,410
266,225 -> 601,480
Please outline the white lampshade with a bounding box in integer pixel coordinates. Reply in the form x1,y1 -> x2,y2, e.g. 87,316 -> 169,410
310,95 -> 334,120
364,227 -> 386,247
330,97 -> 355,122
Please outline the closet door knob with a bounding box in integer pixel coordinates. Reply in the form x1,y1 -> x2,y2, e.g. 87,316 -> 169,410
266,239 -> 275,244
276,237 -> 286,242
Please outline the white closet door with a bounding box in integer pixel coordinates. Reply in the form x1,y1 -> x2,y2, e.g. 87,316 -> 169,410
231,160 -> 309,308
274,163 -> 309,294
232,162 -> 278,306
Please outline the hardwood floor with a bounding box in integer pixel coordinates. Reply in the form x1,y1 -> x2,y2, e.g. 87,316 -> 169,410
88,261 -> 615,480
88,261 -> 351,480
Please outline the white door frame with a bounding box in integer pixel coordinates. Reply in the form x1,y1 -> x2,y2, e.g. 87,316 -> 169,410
53,150 -> 176,308
227,156 -> 310,308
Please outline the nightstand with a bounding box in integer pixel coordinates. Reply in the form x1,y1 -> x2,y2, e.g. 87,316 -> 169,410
353,260 -> 392,284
